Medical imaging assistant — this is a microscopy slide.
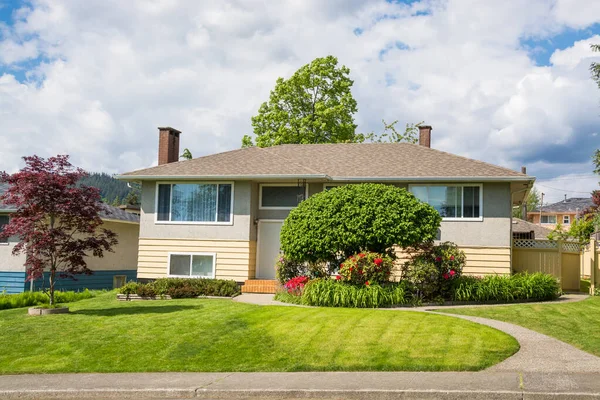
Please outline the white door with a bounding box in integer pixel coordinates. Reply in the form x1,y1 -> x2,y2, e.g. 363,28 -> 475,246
256,220 -> 284,279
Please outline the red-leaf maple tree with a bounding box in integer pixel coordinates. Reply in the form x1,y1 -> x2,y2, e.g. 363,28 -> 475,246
0,155 -> 118,305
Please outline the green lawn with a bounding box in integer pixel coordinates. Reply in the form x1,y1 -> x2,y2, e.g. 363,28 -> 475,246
0,292 -> 518,373
438,297 -> 600,357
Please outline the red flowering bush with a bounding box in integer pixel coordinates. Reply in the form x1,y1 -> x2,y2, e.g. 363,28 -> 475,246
402,242 -> 466,300
338,252 -> 394,285
284,276 -> 309,295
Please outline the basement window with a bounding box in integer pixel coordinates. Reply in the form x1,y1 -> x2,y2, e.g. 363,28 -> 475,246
168,253 -> 216,279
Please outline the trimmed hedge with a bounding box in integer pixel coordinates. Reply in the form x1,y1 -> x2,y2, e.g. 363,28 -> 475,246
301,279 -> 410,308
121,278 -> 240,298
280,183 -> 442,263
451,273 -> 561,302
0,289 -> 96,310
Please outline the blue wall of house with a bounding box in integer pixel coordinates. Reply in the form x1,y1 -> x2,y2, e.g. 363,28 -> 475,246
0,270 -> 136,293
34,270 -> 137,291
0,271 -> 28,294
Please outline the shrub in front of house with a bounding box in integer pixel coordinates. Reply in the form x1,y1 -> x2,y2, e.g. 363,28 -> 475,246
402,242 -> 466,300
275,254 -> 329,285
338,251 -> 394,285
451,273 -> 561,302
301,278 -> 410,308
280,183 -> 442,265
121,278 -> 241,298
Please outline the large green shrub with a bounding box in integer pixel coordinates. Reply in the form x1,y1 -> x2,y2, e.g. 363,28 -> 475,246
402,242 -> 466,300
280,183 -> 442,263
451,273 -> 561,302
301,279 -> 410,308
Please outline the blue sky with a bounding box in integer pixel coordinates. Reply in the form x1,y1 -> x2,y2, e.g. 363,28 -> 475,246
0,0 -> 599,203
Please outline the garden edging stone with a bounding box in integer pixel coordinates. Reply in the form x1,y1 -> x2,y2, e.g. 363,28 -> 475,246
27,307 -> 69,316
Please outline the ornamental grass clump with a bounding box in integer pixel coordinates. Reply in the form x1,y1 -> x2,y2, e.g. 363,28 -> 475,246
451,273 -> 560,303
338,251 -> 394,285
301,278 -> 410,308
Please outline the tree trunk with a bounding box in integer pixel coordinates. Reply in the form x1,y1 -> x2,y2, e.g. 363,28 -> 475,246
49,267 -> 56,306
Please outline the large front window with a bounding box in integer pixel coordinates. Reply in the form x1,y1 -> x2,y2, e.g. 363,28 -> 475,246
157,183 -> 233,223
168,253 -> 215,278
410,185 -> 482,220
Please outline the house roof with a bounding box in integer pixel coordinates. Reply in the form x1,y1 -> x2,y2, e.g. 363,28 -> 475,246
118,143 -> 532,182
532,197 -> 594,214
512,218 -> 552,239
0,183 -> 139,224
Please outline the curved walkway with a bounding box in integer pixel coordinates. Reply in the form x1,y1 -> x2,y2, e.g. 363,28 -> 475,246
234,293 -> 600,373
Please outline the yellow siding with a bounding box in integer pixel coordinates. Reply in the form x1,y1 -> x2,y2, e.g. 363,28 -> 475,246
393,246 -> 511,278
137,238 -> 255,281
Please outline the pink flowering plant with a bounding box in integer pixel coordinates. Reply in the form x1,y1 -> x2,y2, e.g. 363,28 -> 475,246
338,251 -> 394,285
284,276 -> 309,295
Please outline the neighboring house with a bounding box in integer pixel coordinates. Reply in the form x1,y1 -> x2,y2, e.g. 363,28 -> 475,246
529,197 -> 594,230
512,218 -> 552,239
117,126 -> 534,289
0,183 -> 140,294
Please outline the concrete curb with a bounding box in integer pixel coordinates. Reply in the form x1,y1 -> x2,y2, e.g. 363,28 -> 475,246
1,388 -> 599,399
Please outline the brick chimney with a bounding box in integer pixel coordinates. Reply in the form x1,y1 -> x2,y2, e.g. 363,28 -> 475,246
158,127 -> 181,165
418,125 -> 432,148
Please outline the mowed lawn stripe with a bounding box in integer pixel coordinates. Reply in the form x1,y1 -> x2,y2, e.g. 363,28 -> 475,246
438,297 -> 600,357
0,292 -> 518,373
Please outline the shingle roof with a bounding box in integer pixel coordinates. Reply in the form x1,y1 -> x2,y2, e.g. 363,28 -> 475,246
119,143 -> 531,181
0,183 -> 139,224
512,218 -> 552,239
532,198 -> 594,213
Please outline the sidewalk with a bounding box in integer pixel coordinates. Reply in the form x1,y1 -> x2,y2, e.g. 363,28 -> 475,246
1,371 -> 599,399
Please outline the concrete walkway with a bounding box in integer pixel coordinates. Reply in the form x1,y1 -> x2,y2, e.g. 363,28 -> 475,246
234,293 -> 600,374
2,371 -> 600,399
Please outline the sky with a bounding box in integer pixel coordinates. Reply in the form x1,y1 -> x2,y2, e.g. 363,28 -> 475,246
0,0 -> 599,203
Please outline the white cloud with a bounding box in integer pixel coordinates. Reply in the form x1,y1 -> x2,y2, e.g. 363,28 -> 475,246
0,0 -> 598,204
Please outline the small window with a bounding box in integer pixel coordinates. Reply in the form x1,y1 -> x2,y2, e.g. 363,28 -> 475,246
260,185 -> 306,209
563,215 -> 570,225
410,185 -> 481,220
168,253 -> 215,278
0,215 -> 9,244
113,275 -> 127,289
540,215 -> 557,224
324,184 -> 344,191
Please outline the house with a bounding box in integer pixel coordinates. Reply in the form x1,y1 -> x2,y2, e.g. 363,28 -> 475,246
512,218 -> 552,240
117,126 -> 534,291
0,183 -> 140,294
529,197 -> 594,229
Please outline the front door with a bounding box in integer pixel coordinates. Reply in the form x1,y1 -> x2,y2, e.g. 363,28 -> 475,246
256,220 -> 284,279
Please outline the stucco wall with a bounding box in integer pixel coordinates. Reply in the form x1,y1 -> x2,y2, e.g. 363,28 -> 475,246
0,231 -> 27,273
86,221 -> 139,271
140,180 -> 252,240
254,181 -> 511,248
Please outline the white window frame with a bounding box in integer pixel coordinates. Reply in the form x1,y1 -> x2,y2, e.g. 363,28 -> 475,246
541,215 -> 557,225
167,252 -> 216,279
154,182 -> 234,226
259,183 -> 309,210
408,184 -> 484,222
0,214 -> 9,245
563,215 -> 570,225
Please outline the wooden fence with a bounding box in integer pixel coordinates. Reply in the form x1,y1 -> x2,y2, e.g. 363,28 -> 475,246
583,239 -> 600,294
512,238 -> 582,291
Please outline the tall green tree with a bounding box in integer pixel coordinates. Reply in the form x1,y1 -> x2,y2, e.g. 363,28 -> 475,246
242,56 -> 359,147
512,187 -> 541,219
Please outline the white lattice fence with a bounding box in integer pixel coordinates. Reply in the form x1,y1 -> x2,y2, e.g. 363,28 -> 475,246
513,239 -> 558,249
